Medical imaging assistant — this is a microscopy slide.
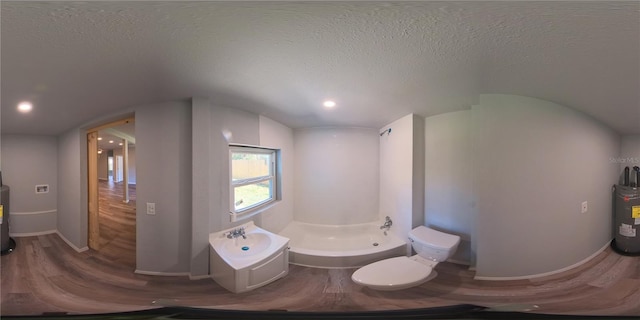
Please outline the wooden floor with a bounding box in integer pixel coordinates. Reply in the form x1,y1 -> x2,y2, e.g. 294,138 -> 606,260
96,180 -> 136,268
2,183 -> 640,317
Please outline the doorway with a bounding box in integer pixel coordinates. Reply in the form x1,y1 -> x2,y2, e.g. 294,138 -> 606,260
114,155 -> 124,182
87,116 -> 137,268
108,155 -> 114,181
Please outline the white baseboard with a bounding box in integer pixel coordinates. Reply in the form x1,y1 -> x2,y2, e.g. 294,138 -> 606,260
474,241 -> 610,281
7,228 -> 88,254
10,230 -> 57,237
55,231 -> 89,253
134,270 -> 191,277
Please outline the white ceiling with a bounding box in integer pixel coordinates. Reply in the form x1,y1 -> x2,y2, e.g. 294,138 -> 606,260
98,123 -> 135,151
1,2 -> 639,135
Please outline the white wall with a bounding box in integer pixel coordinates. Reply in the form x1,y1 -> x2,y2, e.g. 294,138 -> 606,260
379,114 -> 424,249
57,128 -> 87,250
191,98 -> 213,278
191,101 -> 262,277
256,115 -> 295,233
473,94 -> 620,279
135,100 -> 192,274
413,115 -> 426,245
294,128 -> 379,225
424,111 -> 474,264
1,134 -> 58,235
210,105 -> 260,231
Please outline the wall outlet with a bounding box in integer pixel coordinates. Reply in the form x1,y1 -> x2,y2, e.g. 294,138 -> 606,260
147,202 -> 156,215
581,201 -> 588,214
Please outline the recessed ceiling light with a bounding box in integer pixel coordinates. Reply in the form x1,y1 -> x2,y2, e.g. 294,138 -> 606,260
109,140 -> 114,144
17,101 -> 33,113
323,100 -> 336,108
97,137 -> 103,141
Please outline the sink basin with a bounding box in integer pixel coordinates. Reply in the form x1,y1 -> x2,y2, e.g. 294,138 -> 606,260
210,221 -> 290,270
219,233 -> 272,257
209,221 -> 290,293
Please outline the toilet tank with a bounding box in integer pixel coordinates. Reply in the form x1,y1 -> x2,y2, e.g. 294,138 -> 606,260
408,226 -> 460,262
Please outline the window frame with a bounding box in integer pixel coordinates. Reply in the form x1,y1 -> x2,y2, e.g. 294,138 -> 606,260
229,145 -> 278,220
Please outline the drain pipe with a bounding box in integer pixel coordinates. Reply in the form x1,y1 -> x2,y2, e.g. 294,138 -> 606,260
1,171 -> 16,255
624,166 -> 630,186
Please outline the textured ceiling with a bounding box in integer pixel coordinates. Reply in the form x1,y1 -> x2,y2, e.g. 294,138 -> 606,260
1,1 -> 639,135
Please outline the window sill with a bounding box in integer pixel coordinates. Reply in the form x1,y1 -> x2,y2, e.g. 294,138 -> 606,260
229,200 -> 280,222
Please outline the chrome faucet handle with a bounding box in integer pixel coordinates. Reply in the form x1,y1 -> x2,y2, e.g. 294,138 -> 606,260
226,228 -> 240,239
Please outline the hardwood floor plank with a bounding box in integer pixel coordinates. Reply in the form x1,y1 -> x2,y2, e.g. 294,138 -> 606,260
97,180 -> 136,269
2,236 -> 639,316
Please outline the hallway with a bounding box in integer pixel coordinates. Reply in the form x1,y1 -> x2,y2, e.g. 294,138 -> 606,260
97,180 -> 136,269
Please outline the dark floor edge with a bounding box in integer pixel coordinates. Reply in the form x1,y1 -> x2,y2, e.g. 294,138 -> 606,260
2,305 -> 639,320
610,239 -> 640,257
1,237 -> 17,256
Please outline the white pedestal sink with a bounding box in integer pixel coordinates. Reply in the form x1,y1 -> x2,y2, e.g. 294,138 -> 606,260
209,221 -> 289,293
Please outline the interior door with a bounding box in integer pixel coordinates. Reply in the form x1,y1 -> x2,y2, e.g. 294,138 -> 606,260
87,131 -> 100,250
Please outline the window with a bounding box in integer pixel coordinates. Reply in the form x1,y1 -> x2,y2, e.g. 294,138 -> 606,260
230,146 -> 278,218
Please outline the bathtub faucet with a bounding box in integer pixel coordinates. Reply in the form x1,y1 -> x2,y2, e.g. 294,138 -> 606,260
226,227 -> 246,239
380,216 -> 392,235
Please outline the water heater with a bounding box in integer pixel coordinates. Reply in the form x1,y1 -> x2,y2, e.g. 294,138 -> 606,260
612,167 -> 640,255
1,171 -> 16,255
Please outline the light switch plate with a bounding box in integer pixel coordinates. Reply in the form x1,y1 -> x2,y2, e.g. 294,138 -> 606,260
147,202 -> 156,215
581,201 -> 588,214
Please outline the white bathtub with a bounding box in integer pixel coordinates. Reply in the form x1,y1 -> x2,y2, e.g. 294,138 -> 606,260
279,221 -> 407,268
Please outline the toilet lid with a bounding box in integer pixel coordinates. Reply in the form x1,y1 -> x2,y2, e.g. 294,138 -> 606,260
352,256 -> 432,290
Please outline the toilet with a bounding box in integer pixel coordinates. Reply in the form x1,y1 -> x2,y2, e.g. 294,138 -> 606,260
351,226 -> 460,291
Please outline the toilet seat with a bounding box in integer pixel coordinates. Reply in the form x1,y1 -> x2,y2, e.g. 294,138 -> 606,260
351,256 -> 433,291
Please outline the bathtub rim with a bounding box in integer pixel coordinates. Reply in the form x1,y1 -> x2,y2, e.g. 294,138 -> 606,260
280,220 -> 409,268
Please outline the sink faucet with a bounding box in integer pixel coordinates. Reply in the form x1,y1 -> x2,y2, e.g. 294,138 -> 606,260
226,227 -> 246,239
380,216 -> 392,235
